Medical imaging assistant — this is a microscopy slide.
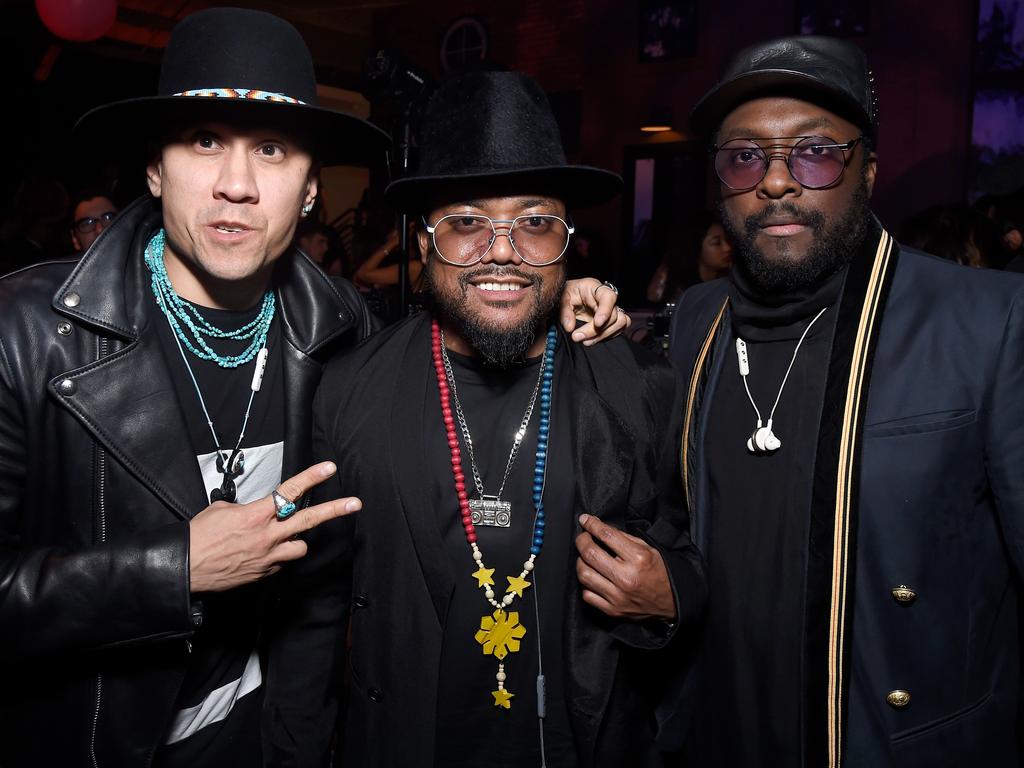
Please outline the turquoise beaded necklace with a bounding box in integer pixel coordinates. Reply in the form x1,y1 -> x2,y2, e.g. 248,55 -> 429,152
144,228 -> 275,368
144,229 -> 274,503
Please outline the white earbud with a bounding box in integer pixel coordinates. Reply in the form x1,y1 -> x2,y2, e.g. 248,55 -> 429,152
747,420 -> 781,454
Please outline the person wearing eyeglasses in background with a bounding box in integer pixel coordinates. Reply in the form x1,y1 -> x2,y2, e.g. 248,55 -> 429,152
661,36 -> 1024,768
69,188 -> 119,255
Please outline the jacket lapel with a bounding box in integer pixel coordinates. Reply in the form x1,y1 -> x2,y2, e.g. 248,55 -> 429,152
276,254 -> 358,481
804,223 -> 898,768
390,314 -> 456,626
565,337 -> 635,526
52,322 -> 209,521
561,337 -> 637,761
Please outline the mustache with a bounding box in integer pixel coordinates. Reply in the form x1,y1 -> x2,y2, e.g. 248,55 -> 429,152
743,202 -> 824,234
456,266 -> 537,289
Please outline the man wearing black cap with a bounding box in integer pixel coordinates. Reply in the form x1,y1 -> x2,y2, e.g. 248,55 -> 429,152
664,36 -> 1024,767
300,70 -> 706,767
0,10 -> 626,767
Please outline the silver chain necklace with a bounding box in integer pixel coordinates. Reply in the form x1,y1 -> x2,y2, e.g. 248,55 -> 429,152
439,329 -> 548,528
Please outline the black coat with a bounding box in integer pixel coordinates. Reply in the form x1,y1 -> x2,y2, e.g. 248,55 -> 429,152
667,227 -> 1024,767
0,197 -> 372,767
291,312 -> 707,767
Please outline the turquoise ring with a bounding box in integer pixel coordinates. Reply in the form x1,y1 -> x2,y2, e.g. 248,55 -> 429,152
272,490 -> 297,521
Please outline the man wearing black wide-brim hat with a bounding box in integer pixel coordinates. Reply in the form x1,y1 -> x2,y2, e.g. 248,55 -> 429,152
304,70 -> 707,767
0,8 -> 381,766
663,36 -> 1024,767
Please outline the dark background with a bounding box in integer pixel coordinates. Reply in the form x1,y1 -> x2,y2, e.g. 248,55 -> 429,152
0,0 -> 990,301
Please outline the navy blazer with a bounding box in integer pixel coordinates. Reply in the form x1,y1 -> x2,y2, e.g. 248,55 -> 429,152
667,238 -> 1024,768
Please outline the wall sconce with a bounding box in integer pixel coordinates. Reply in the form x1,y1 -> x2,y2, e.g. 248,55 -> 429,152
640,107 -> 673,132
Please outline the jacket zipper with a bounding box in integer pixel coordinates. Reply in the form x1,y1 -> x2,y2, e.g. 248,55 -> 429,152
90,337 -> 110,768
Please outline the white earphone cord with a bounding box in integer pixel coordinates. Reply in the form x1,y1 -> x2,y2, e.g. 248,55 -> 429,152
740,305 -> 829,426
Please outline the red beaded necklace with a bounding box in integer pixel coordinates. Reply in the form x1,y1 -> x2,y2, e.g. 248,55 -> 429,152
430,318 -> 558,710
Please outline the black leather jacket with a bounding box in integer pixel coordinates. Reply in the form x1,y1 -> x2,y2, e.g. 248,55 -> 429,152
0,197 -> 371,767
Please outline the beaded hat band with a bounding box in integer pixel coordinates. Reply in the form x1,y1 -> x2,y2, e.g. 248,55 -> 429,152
73,8 -> 388,168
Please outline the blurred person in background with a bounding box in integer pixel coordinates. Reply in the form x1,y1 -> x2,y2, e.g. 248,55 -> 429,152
647,210 -> 733,303
69,188 -> 119,255
899,203 -> 1002,269
295,219 -> 344,275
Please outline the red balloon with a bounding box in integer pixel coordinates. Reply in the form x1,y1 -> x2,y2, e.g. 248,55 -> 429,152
36,0 -> 117,43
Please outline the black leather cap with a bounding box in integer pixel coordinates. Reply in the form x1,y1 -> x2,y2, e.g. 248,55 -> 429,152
690,36 -> 878,139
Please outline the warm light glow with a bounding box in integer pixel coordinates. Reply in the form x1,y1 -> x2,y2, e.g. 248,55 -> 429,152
640,125 -> 673,132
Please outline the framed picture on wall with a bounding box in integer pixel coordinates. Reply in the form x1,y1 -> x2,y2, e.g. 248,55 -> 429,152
796,0 -> 869,37
638,0 -> 697,62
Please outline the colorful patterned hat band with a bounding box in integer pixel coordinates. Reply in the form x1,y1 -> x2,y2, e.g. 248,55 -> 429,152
173,88 -> 306,105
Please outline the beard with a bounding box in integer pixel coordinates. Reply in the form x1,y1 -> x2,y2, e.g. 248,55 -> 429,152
720,168 -> 872,295
423,258 -> 566,368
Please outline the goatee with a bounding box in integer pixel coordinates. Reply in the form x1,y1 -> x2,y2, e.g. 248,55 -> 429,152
423,260 -> 565,368
720,170 -> 872,295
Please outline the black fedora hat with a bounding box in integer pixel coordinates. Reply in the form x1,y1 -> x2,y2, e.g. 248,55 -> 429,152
75,7 -> 389,167
690,36 -> 878,139
385,71 -> 621,210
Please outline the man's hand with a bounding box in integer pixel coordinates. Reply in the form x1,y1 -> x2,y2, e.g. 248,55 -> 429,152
560,278 -> 631,346
189,461 -> 361,593
575,513 -> 675,621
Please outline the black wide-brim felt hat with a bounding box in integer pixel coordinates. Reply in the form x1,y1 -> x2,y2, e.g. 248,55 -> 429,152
690,36 -> 878,139
74,7 -> 389,168
385,71 -> 621,211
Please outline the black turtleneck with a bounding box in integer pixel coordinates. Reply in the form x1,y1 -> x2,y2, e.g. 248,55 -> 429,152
686,261 -> 846,768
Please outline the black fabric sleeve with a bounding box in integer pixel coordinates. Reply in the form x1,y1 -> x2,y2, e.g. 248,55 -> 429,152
610,362 -> 707,651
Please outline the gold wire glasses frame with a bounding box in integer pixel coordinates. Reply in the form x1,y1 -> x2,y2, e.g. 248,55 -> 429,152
712,135 -> 865,191
423,213 -> 575,267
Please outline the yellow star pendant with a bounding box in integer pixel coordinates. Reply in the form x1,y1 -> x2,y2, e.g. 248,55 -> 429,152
472,566 -> 495,588
505,574 -> 531,598
492,687 -> 514,709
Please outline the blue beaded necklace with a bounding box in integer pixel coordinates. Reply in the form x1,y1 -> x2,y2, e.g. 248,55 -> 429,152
431,320 -> 557,710
144,228 -> 275,368
144,229 -> 273,503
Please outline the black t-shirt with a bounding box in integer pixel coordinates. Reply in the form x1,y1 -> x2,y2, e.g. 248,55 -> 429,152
152,301 -> 285,768
428,343 -> 578,768
685,267 -> 843,767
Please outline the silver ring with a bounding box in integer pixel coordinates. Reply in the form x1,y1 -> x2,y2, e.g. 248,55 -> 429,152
593,280 -> 618,298
272,490 -> 297,521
